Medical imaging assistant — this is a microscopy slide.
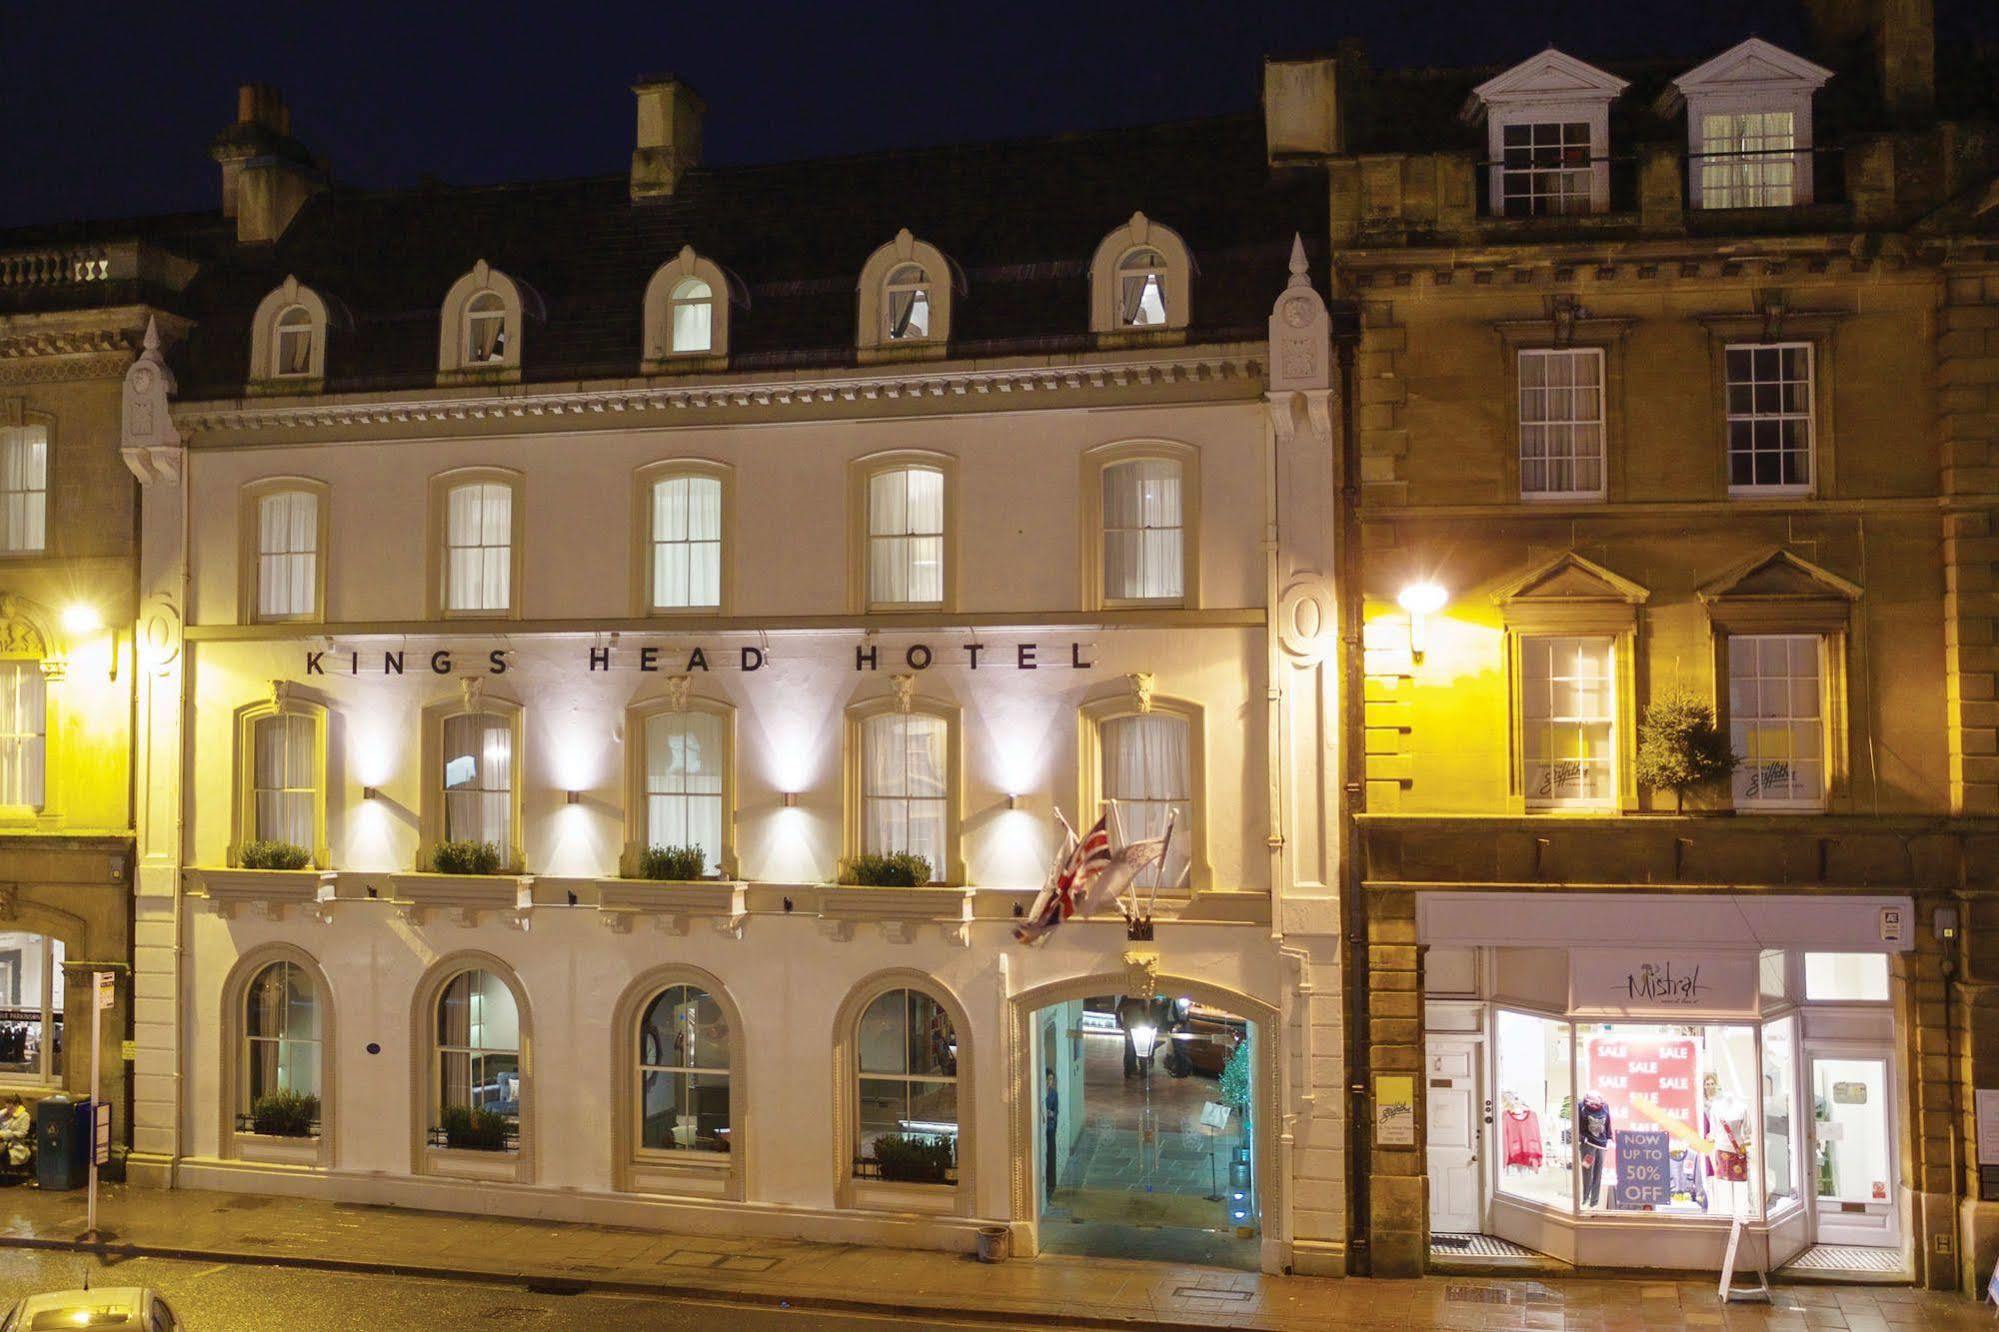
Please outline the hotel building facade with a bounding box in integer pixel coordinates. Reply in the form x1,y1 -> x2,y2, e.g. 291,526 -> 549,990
112,79 -> 1354,1273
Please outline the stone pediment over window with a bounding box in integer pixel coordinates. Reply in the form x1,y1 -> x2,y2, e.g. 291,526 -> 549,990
1662,38 -> 1832,112
1464,48 -> 1628,122
1699,547 -> 1858,632
1493,550 -> 1648,634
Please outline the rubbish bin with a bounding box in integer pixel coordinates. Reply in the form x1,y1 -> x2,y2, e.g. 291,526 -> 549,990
35,1095 -> 89,1191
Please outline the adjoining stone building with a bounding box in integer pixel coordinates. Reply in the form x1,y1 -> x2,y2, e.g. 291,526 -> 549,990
1272,0 -> 1999,1288
112,78 -> 1354,1273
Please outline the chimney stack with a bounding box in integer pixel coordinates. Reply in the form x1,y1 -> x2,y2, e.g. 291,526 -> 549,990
1805,0 -> 1935,119
630,75 -> 705,201
1262,54 -> 1345,164
209,83 -> 325,244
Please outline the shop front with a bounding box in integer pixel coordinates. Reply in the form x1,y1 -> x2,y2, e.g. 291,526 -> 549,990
1418,892 -> 1911,1273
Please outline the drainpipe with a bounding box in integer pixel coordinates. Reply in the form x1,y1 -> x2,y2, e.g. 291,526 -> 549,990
1332,301 -> 1369,1275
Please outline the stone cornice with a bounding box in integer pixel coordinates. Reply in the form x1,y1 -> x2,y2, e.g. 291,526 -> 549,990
170,346 -> 1266,436
0,327 -> 137,360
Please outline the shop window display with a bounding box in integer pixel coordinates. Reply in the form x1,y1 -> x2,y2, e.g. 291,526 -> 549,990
1495,1009 -> 1572,1211
1575,1023 -> 1759,1218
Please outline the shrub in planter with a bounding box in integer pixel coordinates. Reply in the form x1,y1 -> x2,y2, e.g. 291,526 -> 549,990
431,840 -> 502,875
439,1103 -> 512,1151
1635,689 -> 1740,811
239,840 -> 311,871
870,1131 -> 956,1184
637,844 -> 707,881
249,1087 -> 320,1137
840,852 -> 933,887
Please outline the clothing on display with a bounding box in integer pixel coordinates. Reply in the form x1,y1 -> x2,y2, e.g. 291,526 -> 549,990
1501,1105 -> 1543,1170
1706,1095 -> 1750,1184
1578,1093 -> 1612,1206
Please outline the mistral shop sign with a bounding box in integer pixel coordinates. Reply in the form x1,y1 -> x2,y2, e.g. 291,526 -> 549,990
301,639 -> 1100,678
1569,949 -> 1760,1019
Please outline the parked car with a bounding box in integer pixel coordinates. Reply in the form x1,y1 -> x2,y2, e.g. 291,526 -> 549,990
0,1286 -> 182,1331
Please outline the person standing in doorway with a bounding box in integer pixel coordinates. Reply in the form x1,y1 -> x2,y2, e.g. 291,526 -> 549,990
1043,1068 -> 1060,1203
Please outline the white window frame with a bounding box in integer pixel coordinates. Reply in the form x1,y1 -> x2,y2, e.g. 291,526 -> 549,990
0,423 -> 47,556
635,982 -> 733,1155
647,472 -> 723,612
1116,249 -> 1169,327
0,660 -> 46,813
464,291 -> 509,366
249,711 -> 319,848
1088,213 -> 1193,336
1099,457 -> 1187,605
437,261 -> 526,378
254,488 -> 321,622
1471,50 -> 1625,218
1725,341 -> 1815,496
853,986 -> 960,1168
668,278 -> 714,354
1517,348 -> 1606,501
883,264 -> 933,342
642,709 -> 726,874
863,463 -> 948,611
844,693 -> 963,885
643,247 -> 732,367
1696,110 -> 1799,210
856,231 -> 954,356
431,470 -> 523,618
1497,119 -> 1597,217
1728,633 -> 1827,811
432,968 -> 522,1128
248,276 -> 330,386
1673,38 -> 1829,211
241,959 -> 322,1120
1519,635 -> 1617,811
272,306 -> 316,379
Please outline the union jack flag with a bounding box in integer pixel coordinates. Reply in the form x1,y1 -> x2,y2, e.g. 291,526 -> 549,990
1013,815 -> 1112,945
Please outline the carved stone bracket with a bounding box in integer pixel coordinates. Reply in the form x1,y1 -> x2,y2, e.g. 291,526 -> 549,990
121,318 -> 184,485
1126,672 -> 1155,715
889,674 -> 917,714
1122,948 -> 1161,1000
663,674 -> 694,713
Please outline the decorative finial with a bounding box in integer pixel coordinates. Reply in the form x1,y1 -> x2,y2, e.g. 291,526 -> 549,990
1287,234 -> 1311,290
142,316 -> 161,353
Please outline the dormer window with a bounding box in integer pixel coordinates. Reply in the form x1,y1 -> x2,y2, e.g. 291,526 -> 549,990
438,261 -> 531,381
248,276 -> 331,388
273,307 -> 315,378
465,292 -> 508,364
1669,39 -> 1832,210
1118,250 -> 1167,326
884,265 -> 931,341
856,231 -> 955,359
1089,213 -> 1192,338
1467,50 -> 1629,218
670,279 -> 714,353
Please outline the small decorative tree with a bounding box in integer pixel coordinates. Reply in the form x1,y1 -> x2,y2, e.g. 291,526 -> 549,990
1635,688 -> 1739,811
1219,1038 -> 1252,1116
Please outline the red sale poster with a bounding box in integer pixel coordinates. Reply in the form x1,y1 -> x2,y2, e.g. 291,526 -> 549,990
1584,1033 -> 1698,1141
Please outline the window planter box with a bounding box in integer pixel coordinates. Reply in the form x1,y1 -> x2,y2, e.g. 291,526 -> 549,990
595,879 -> 745,936
425,1124 -> 520,1154
818,885 -> 975,946
853,1156 -> 958,1187
191,868 -> 336,922
389,873 -> 533,928
231,1129 -> 323,1167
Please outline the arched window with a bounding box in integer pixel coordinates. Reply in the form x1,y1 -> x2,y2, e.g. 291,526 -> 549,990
669,279 -> 714,353
856,231 -> 955,356
854,987 -> 958,1183
861,462 -> 948,609
1089,213 -> 1192,336
232,694 -> 327,867
437,261 -> 529,378
430,469 -> 523,617
0,931 -> 63,1082
242,960 -> 321,1125
637,983 -> 732,1153
248,276 -> 331,386
1117,249 -> 1168,327
465,291 -> 508,365
883,264 -> 931,341
273,306 -> 315,377
433,968 -> 521,1139
241,479 -> 327,623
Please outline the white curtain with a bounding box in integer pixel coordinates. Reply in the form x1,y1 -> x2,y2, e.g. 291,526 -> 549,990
670,279 -> 713,353
0,663 -> 43,809
651,475 -> 722,609
0,427 -> 46,555
253,712 -> 316,848
1101,714 -> 1191,886
257,490 -> 318,618
886,266 -> 930,339
275,308 -> 314,375
862,713 -> 946,877
1118,250 -> 1166,326
446,483 -> 511,612
645,710 -> 724,871
442,713 -> 512,847
868,467 -> 944,606
1518,350 -> 1602,497
1101,459 -> 1183,601
1700,111 -> 1795,209
466,294 -> 506,363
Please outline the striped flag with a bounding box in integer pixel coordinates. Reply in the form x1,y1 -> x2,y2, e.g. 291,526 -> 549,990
1013,815 -> 1112,945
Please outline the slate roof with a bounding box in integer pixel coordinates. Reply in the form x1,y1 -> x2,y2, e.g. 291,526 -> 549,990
165,114 -> 1328,399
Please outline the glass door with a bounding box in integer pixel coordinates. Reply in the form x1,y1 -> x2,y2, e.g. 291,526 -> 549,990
1761,1016 -> 1809,1266
1807,1053 -> 1900,1249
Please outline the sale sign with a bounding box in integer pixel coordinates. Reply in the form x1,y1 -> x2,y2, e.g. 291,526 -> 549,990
1585,1034 -> 1698,1140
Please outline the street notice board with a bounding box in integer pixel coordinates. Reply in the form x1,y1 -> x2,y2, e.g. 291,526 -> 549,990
92,1102 -> 110,1166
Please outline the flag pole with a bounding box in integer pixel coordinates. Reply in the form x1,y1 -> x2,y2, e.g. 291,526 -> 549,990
1104,798 -> 1130,922
1148,809 -> 1176,921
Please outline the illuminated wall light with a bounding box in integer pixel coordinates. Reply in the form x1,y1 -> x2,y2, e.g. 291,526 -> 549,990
60,604 -> 102,636
362,787 -> 380,801
1396,581 -> 1448,659
565,790 -> 583,806
1006,793 -> 1019,811
783,792 -> 798,808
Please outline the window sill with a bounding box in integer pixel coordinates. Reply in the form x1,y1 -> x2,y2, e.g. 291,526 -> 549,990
596,879 -> 745,934
819,885 -> 975,945
1519,491 -> 1608,504
849,1177 -> 959,1215
422,1143 -> 526,1183
625,1149 -> 735,1199
1727,487 -> 1814,501
390,873 -> 533,926
191,867 -> 336,921
233,1132 -> 323,1167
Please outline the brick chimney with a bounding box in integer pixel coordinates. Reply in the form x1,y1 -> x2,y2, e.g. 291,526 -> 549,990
209,84 -> 325,244
630,75 -> 705,201
1805,0 -> 1934,119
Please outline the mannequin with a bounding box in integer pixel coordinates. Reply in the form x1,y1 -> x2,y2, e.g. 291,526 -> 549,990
1704,1071 -> 1750,1213
1577,1092 -> 1612,1206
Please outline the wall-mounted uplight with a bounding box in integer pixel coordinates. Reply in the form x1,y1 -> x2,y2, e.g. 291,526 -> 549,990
1006,793 -> 1020,811
60,604 -> 102,636
1397,582 -> 1448,659
362,786 -> 381,802
565,790 -> 583,806
782,792 -> 798,808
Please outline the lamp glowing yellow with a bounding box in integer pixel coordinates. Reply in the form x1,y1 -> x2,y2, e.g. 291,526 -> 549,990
1396,582 -> 1447,658
59,603 -> 102,635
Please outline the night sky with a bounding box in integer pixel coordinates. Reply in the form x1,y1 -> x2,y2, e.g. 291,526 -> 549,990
5,0 -> 1993,230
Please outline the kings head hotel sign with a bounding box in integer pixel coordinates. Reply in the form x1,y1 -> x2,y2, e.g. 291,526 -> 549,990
303,639 -> 1097,677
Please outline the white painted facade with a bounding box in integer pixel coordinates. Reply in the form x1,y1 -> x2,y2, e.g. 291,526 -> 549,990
119,253 -> 1349,1273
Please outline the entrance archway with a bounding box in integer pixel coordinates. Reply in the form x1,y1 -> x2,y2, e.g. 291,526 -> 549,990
1007,973 -> 1280,1272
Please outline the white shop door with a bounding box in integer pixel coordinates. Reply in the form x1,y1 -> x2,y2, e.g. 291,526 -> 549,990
1427,1038 -> 1484,1235
1808,1053 -> 1900,1249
